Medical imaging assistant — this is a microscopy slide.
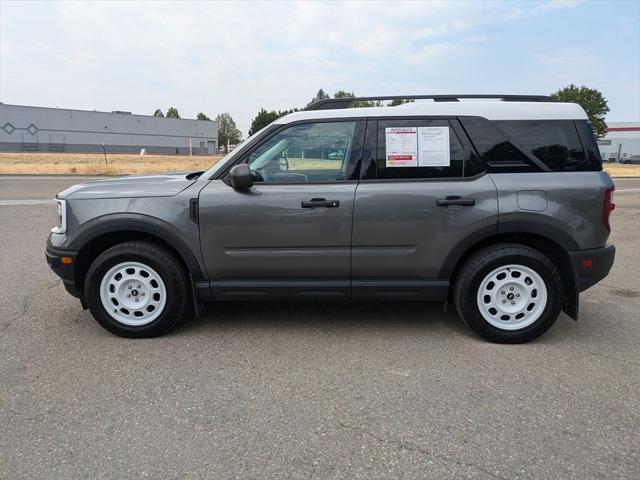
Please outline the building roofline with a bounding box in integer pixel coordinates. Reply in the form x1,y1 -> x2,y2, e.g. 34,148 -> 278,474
605,127 -> 640,132
0,102 -> 215,123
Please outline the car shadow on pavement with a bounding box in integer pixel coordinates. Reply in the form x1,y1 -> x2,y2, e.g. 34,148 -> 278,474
171,300 -> 475,339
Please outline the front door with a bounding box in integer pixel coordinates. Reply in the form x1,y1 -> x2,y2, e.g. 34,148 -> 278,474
199,120 -> 365,298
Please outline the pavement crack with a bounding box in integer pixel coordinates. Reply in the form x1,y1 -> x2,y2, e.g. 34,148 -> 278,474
338,421 -> 510,480
597,282 -> 640,296
43,279 -> 62,290
1,279 -> 62,333
1,295 -> 29,333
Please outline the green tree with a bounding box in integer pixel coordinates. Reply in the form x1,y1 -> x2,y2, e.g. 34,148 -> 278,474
333,90 -> 355,99
166,107 -> 180,118
216,112 -> 242,147
196,112 -> 211,121
248,108 -> 298,136
307,88 -> 331,107
551,84 -> 609,137
333,90 -> 381,107
389,98 -> 414,106
249,109 -> 280,136
153,109 -> 164,117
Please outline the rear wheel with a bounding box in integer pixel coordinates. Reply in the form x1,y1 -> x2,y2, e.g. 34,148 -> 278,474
453,244 -> 563,343
84,241 -> 189,338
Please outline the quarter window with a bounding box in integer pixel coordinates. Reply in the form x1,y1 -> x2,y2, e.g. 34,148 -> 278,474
573,120 -> 603,170
247,122 -> 357,183
493,120 -> 589,171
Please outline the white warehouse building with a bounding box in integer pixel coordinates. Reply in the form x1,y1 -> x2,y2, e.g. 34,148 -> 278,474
597,122 -> 640,163
0,103 -> 218,155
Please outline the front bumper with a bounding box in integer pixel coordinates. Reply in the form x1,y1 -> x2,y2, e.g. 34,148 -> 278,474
46,244 -> 80,298
569,244 -> 616,292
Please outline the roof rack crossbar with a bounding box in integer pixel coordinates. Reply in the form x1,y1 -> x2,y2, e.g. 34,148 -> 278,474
305,94 -> 555,110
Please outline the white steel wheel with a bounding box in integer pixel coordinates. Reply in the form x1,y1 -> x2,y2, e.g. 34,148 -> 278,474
476,264 -> 548,331
99,261 -> 167,326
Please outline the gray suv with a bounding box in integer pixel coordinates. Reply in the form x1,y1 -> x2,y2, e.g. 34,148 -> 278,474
46,95 -> 616,343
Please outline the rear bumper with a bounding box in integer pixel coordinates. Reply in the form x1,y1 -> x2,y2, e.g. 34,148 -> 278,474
46,245 -> 80,298
569,244 -> 616,292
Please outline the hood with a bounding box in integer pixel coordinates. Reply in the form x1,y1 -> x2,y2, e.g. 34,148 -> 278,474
58,171 -> 204,200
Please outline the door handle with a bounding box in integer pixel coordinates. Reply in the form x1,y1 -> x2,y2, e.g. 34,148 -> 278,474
436,196 -> 476,207
301,198 -> 340,208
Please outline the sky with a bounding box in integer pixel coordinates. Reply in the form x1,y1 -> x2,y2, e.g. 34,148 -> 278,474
1,0 -> 639,135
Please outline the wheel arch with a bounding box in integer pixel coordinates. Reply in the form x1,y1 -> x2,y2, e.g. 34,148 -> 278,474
441,223 -> 578,319
69,215 -> 205,296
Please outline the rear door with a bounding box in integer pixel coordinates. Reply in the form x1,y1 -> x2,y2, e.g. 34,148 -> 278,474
351,117 -> 498,299
198,120 -> 365,298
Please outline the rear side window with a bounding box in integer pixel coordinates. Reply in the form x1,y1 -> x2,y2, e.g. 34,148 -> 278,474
493,120 -> 589,172
459,117 -> 536,172
367,119 -> 468,180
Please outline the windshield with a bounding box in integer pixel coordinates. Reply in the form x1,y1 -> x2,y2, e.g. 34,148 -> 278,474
204,124 -> 274,179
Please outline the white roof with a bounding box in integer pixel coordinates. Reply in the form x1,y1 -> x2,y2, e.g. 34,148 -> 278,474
275,100 -> 587,124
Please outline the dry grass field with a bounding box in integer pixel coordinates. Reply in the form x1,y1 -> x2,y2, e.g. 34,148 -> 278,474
601,162 -> 640,177
0,151 -> 638,176
0,152 -> 225,175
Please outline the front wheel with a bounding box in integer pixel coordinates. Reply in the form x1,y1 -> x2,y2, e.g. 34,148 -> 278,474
84,241 -> 189,338
453,244 -> 563,343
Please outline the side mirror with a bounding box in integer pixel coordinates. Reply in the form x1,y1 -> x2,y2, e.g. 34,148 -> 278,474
228,164 -> 253,190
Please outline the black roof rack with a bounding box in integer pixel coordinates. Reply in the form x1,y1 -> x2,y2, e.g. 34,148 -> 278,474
305,94 -> 556,111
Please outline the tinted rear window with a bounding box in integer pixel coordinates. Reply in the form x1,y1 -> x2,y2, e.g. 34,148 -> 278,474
493,120 -> 589,172
459,117 -> 537,172
574,120 -> 603,170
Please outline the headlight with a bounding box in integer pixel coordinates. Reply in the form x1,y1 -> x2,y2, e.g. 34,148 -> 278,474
51,199 -> 67,234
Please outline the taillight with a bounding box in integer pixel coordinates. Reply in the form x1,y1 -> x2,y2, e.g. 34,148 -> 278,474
603,187 -> 615,231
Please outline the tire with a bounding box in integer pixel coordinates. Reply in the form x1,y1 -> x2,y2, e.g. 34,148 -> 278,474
623,160 -> 631,165
84,241 -> 189,338
453,243 -> 563,343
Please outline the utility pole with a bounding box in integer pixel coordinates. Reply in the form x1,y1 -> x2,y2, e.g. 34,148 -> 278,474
102,142 -> 108,165
617,143 -> 623,163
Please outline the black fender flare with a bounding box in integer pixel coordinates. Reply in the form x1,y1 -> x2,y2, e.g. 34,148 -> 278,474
66,213 -> 206,282
438,219 -> 580,279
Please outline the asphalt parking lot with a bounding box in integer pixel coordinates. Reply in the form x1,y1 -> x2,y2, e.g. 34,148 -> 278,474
1,175 -> 639,479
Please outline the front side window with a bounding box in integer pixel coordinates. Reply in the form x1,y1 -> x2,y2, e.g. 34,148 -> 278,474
247,122 -> 357,183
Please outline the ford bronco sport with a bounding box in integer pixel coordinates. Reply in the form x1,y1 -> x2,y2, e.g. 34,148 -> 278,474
46,95 -> 616,343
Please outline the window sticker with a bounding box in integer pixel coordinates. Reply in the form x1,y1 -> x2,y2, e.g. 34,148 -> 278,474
385,127 -> 418,167
418,126 -> 450,167
385,126 -> 451,167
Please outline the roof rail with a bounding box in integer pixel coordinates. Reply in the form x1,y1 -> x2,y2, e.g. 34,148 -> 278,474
305,94 -> 556,111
